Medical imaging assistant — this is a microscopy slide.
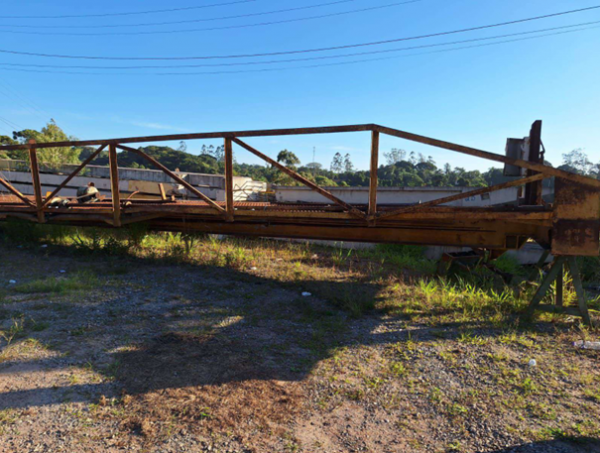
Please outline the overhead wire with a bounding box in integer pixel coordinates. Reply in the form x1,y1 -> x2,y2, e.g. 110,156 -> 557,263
0,78 -> 76,137
0,20 -> 596,70
0,23 -> 596,76
0,0 -> 360,29
0,5 -> 596,60
0,1 -> 421,36
0,0 -> 260,19
0,114 -> 21,130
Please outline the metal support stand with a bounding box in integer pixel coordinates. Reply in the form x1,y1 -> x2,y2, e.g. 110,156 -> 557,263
526,256 -> 593,325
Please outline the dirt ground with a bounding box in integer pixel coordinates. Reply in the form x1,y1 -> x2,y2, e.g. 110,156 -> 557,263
0,241 -> 599,453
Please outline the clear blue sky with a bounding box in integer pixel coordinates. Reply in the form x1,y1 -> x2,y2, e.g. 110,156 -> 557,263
0,0 -> 598,171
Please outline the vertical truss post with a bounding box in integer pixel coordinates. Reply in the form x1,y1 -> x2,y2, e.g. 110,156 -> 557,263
224,137 -> 234,222
28,143 -> 45,223
524,120 -> 543,205
158,183 -> 167,201
109,144 -> 121,227
368,130 -> 379,219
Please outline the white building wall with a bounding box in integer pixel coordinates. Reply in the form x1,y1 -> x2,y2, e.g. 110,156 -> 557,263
274,186 -> 553,206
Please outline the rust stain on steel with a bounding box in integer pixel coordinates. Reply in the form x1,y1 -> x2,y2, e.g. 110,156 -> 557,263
552,178 -> 600,256
0,122 -> 598,256
552,220 -> 600,257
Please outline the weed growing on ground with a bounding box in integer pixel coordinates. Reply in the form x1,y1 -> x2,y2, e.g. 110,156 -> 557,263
0,316 -> 25,346
12,271 -> 99,295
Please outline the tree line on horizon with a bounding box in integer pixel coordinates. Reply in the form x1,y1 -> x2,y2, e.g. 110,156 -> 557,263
1,121 -> 597,188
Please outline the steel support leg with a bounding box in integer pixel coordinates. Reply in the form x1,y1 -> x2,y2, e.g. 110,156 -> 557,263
526,256 -> 593,326
526,257 -> 566,319
566,257 -> 592,326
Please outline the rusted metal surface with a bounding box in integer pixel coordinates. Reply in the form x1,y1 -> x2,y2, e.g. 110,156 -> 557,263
116,144 -> 226,216
0,121 -> 596,258
232,138 -> 366,220
524,120 -> 543,205
224,138 -> 234,222
375,173 -> 546,221
0,124 -> 376,151
40,145 -> 107,210
552,178 -> 600,256
375,125 -> 600,189
0,177 -> 36,208
368,130 -> 379,218
28,146 -> 45,223
108,144 -> 121,227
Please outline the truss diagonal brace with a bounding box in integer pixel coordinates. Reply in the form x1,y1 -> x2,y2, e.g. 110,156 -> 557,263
116,144 -> 227,218
375,173 -> 546,221
232,137 -> 366,220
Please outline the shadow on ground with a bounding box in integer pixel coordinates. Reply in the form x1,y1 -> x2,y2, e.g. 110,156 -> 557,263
488,439 -> 600,452
0,242 -> 594,452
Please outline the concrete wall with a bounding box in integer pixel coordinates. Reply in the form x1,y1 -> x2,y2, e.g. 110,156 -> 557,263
1,168 -> 266,201
274,186 -> 553,207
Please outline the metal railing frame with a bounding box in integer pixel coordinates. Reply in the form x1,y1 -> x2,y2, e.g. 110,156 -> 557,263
0,121 -> 598,227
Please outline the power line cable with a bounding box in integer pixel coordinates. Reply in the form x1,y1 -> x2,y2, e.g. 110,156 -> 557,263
0,20 -> 596,70
0,124 -> 13,135
0,118 -> 18,132
0,0 -> 420,36
0,115 -> 21,130
0,5 -> 596,60
0,81 -> 51,124
0,78 -> 76,137
0,0 -> 359,29
0,0 -> 260,19
0,24 -> 595,76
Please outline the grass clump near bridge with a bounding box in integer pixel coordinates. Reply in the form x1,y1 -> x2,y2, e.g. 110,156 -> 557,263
0,219 -> 600,451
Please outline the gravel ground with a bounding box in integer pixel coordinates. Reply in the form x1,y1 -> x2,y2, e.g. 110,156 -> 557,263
0,242 -> 599,453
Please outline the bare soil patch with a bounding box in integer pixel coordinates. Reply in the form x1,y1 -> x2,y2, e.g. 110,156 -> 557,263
0,239 -> 599,452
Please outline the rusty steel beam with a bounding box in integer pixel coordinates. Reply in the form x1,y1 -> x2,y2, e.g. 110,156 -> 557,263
158,183 -> 167,201
28,146 -> 45,223
0,121 -> 597,191
375,125 -> 600,189
0,124 -> 375,151
109,144 -> 122,227
224,137 -> 234,222
524,120 -> 543,205
116,144 -> 226,216
375,173 -> 547,221
232,137 -> 367,220
368,130 -> 379,218
40,144 -> 107,209
0,177 -> 36,208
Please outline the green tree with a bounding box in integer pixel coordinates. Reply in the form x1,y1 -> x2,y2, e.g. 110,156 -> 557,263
276,149 -> 301,168
330,152 -> 343,173
343,153 -> 354,173
12,120 -> 81,165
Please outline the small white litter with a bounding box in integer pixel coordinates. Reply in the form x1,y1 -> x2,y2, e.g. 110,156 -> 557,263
60,270 -> 67,274
528,359 -> 537,367
40,244 -> 48,248
250,267 -> 258,271
8,280 -> 16,284
302,292 -> 312,297
311,254 -> 319,259
574,340 -> 600,350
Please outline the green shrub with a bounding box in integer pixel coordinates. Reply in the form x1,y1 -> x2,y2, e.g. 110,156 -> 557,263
494,253 -> 525,276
